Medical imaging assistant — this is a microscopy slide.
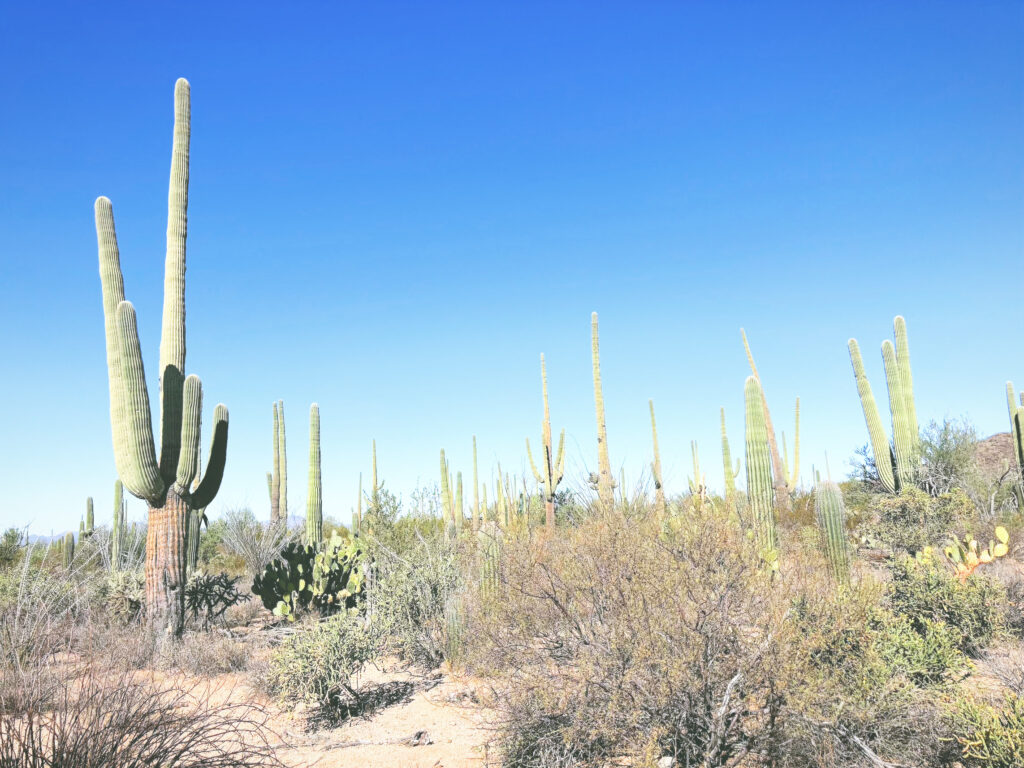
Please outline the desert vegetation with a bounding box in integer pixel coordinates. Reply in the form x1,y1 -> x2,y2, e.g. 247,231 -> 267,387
2,77 -> 1023,768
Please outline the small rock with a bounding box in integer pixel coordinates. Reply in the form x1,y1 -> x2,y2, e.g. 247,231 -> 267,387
657,758 -> 675,768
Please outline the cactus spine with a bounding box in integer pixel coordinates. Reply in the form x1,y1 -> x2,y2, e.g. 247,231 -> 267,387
95,79 -> 228,642
814,480 -> 850,584
721,408 -> 741,506
745,377 -> 778,558
306,404 -> 323,546
649,400 -> 666,518
527,355 -> 566,529
848,316 -> 918,494
591,313 -> 615,508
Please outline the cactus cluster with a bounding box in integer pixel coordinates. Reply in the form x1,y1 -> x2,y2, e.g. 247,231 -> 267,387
814,480 -> 850,584
95,78 -> 228,640
848,316 -> 919,494
527,355 -> 566,528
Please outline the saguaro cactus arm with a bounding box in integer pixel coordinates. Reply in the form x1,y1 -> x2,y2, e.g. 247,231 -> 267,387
157,78 -> 190,487
173,375 -> 203,494
113,302 -> 164,503
278,400 -> 288,521
894,316 -> 918,453
190,404 -> 228,510
721,407 -> 740,501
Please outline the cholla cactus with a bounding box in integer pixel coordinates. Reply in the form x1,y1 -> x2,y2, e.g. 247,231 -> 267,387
848,316 -> 919,494
527,355 -> 566,529
94,79 -> 228,642
745,377 -> 778,562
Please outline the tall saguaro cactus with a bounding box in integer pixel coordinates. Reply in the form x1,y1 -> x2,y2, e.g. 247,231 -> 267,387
814,480 -> 850,584
111,479 -> 124,570
848,316 -> 919,494
1006,382 -> 1024,507
527,354 -> 566,528
268,400 -> 287,524
649,400 -> 666,518
306,404 -> 323,545
85,498 -> 95,535
591,313 -> 615,507
745,377 -> 778,558
95,79 -> 228,643
741,329 -> 795,512
720,408 -> 741,507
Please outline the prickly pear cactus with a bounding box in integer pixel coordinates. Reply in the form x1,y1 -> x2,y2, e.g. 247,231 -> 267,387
252,532 -> 363,622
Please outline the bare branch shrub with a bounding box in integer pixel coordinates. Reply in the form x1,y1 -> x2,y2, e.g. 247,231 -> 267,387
219,508 -> 297,580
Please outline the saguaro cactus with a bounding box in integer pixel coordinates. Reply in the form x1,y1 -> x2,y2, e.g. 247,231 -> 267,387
84,498 -> 95,535
745,377 -> 778,558
591,313 -> 615,507
472,436 -> 480,531
688,442 -> 709,510
268,400 -> 288,523
95,79 -> 228,643
1006,382 -> 1024,506
111,479 -> 124,569
741,329 -> 796,512
649,400 -> 666,518
306,404 -> 323,546
63,532 -> 75,568
815,480 -> 850,584
720,408 -> 741,507
527,354 -> 566,528
848,316 -> 919,494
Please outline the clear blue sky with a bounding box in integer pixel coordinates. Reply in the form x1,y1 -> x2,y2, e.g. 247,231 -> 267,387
1,2 -> 1022,533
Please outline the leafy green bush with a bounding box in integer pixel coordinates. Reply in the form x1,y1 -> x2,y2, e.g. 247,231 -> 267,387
265,614 -> 374,706
887,554 -> 1006,657
0,529 -> 23,570
252,532 -> 363,621
950,694 -> 1024,766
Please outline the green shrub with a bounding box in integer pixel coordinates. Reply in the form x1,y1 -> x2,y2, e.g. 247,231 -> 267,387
0,529 -> 23,570
266,614 -> 374,706
887,554 -> 1006,657
370,532 -> 461,668
868,487 -> 971,554
950,693 -> 1024,766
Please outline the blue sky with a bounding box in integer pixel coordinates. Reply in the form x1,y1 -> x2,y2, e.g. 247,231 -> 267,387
1,2 -> 1022,532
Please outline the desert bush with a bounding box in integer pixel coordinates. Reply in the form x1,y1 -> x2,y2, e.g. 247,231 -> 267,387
887,554 -> 1007,657
185,571 -> 250,630
0,665 -> 284,767
166,631 -> 251,676
948,693 -> 1024,767
919,418 -> 983,497
265,614 -> 374,708
0,529 -> 23,570
219,508 -> 296,579
368,528 -> 461,668
866,487 -> 973,554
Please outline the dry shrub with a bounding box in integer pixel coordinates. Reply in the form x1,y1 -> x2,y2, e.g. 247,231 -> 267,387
0,664 -> 284,767
466,504 -> 959,767
165,631 -> 252,677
